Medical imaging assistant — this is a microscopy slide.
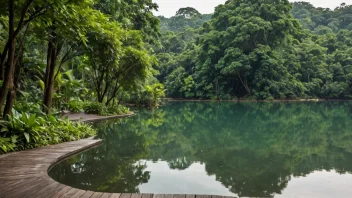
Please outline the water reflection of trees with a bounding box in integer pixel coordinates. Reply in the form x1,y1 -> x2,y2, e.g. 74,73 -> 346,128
50,102 -> 352,197
49,120 -> 152,193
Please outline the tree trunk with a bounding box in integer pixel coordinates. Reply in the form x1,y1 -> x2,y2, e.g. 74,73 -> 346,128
43,26 -> 62,114
3,90 -> 16,118
0,41 -> 9,81
237,72 -> 251,95
0,0 -> 16,117
1,0 -> 35,82
43,40 -> 58,113
4,39 -> 24,118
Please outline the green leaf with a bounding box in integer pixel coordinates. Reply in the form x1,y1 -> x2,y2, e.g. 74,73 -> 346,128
24,132 -> 30,143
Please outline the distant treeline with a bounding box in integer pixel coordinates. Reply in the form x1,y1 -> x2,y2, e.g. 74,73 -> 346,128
154,1 -> 352,100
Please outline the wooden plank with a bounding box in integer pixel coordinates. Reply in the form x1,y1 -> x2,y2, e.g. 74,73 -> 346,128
110,193 -> 121,198
91,192 -> 104,198
153,195 -> 165,198
29,180 -> 60,197
120,193 -> 132,198
80,191 -> 95,198
174,195 -> 185,198
70,189 -> 87,198
0,179 -> 18,191
37,184 -> 68,198
0,168 -> 45,174
185,195 -> 195,198
60,188 -> 80,198
6,178 -> 52,197
211,196 -> 227,198
51,186 -> 72,198
211,196 -> 224,198
142,194 -> 153,198
211,196 -> 236,198
100,193 -> 113,198
196,196 -> 211,198
131,194 -> 142,198
0,161 -> 49,165
0,173 -> 41,180
163,195 -> 174,198
1,177 -> 38,196
153,194 -> 165,198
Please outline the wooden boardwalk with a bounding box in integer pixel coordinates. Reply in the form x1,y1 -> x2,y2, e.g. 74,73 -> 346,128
0,137 -> 236,198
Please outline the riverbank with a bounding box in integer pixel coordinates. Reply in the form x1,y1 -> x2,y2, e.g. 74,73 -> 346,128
163,98 -> 352,102
62,111 -> 135,123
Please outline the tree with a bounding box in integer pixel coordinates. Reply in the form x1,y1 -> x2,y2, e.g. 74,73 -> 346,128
0,0 -> 52,117
94,0 -> 160,44
176,7 -> 201,18
196,0 -> 303,99
40,0 -> 104,113
87,27 -> 156,106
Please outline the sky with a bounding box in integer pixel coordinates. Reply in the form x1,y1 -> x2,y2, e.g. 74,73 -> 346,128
153,0 -> 352,17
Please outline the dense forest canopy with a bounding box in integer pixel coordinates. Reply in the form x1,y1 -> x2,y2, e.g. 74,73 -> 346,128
156,1 -> 352,100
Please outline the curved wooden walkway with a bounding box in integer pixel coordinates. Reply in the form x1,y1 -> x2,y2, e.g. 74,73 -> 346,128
0,137 -> 236,198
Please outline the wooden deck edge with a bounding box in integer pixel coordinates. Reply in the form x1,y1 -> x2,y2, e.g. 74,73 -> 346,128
46,138 -> 103,173
0,137 -> 106,197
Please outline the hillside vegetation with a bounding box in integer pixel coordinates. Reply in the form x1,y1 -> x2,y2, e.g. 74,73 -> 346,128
156,1 -> 352,100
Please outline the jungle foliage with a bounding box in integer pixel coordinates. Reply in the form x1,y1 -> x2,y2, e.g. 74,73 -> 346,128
0,0 -> 163,153
0,0 -> 163,119
156,1 -> 352,100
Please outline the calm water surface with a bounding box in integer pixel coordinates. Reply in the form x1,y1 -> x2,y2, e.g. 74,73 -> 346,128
49,102 -> 352,197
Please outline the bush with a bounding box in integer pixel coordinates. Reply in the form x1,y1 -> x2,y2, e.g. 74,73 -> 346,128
48,120 -> 96,142
83,102 -> 129,116
0,136 -> 17,154
83,102 -> 104,114
0,113 -> 96,154
14,101 -> 44,115
125,83 -> 166,108
100,105 -> 129,116
66,100 -> 85,112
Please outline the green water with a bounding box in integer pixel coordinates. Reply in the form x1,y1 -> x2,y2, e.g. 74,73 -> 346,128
49,102 -> 352,197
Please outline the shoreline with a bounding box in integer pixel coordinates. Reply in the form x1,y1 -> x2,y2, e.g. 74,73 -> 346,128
62,111 -> 135,123
163,98 -> 352,102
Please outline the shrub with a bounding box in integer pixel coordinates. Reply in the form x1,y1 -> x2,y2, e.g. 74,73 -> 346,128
3,113 -> 46,149
0,113 -> 96,153
0,136 -> 17,154
83,102 -> 104,114
100,105 -> 129,116
48,120 -> 96,142
124,83 -> 165,108
83,102 -> 129,116
66,100 -> 85,112
14,101 -> 44,115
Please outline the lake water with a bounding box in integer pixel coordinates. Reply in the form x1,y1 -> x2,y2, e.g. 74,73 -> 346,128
49,101 -> 352,197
